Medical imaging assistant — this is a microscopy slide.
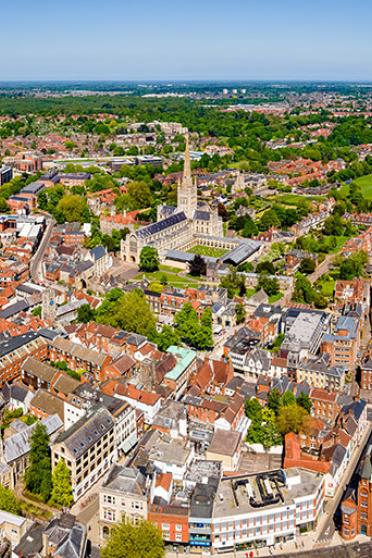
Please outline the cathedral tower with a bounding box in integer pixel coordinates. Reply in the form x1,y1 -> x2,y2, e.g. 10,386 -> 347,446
177,133 -> 197,219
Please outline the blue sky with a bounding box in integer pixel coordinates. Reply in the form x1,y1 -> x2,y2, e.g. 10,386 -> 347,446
1,0 -> 372,81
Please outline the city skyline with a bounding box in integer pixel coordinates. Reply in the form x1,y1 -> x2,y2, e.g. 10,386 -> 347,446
1,0 -> 372,81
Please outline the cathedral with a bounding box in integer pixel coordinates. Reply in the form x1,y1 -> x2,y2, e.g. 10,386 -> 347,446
121,134 -> 226,264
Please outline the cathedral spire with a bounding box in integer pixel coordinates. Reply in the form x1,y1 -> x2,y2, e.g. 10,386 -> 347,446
177,131 -> 197,219
183,132 -> 192,183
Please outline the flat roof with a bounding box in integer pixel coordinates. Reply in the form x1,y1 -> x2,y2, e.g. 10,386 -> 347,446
213,468 -> 323,518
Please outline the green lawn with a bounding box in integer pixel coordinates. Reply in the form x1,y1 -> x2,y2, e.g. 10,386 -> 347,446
245,288 -> 257,299
269,292 -> 283,303
329,235 -> 350,253
271,193 -> 324,205
135,270 -> 201,289
187,245 -> 228,258
159,264 -> 184,273
316,276 -> 335,298
339,174 -> 372,200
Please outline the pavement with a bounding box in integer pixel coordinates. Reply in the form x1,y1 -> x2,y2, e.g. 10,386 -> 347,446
316,423 -> 372,542
30,217 -> 56,282
308,254 -> 334,284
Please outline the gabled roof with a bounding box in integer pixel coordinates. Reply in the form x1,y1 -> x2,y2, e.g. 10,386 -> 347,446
4,414 -> 63,463
23,356 -> 55,383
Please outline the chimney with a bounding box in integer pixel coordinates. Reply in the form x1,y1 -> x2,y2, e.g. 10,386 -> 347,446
42,532 -> 49,558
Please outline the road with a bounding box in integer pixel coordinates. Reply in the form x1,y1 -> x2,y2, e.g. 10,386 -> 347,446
29,217 -> 55,282
165,541 -> 372,558
316,423 -> 372,541
308,254 -> 334,284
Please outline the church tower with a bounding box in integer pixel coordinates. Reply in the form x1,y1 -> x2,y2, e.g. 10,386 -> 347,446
177,133 -> 197,219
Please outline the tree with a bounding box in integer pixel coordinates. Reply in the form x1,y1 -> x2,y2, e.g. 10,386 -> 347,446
0,484 -> 21,515
101,519 -> 165,558
339,251 -> 368,280
299,258 -> 316,275
256,261 -> 275,275
189,255 -> 207,276
276,405 -> 310,435
282,391 -> 297,407
245,398 -> 262,421
50,459 -> 74,508
268,388 -> 282,416
242,217 -> 258,238
56,194 -> 90,223
77,304 -> 95,323
297,392 -> 313,414
293,273 -> 316,304
31,306 -> 42,317
0,197 -> 9,212
197,307 -> 213,350
259,209 -> 281,231
257,274 -> 279,297
175,303 -> 212,350
152,325 -> 180,351
115,290 -> 156,337
25,423 -> 52,502
139,246 -> 159,272
125,181 -> 152,210
235,303 -> 246,325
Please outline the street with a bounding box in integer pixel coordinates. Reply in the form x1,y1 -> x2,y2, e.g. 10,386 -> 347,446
316,423 -> 372,542
30,217 -> 56,282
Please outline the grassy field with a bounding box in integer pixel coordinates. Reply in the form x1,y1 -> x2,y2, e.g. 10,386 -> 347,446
271,193 -> 325,205
269,292 -> 283,303
329,235 -> 350,253
339,174 -> 372,200
188,245 -> 228,258
135,270 -> 201,289
316,275 -> 335,298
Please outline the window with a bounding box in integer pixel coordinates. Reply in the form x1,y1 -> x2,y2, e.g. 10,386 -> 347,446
103,509 -> 116,522
103,494 -> 115,504
176,524 -> 182,531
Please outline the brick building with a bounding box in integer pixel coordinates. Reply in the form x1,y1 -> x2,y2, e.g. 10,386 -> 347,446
341,449 -> 372,539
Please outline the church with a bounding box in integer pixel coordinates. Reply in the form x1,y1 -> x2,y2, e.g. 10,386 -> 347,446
121,134 -> 226,264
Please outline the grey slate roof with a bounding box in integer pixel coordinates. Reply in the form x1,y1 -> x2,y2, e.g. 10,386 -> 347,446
56,406 -> 114,459
23,356 -> 55,382
0,299 -> 29,319
194,210 -> 211,221
138,211 -> 187,239
90,245 -> 106,261
4,414 -> 63,463
0,331 -> 39,357
221,240 -> 261,265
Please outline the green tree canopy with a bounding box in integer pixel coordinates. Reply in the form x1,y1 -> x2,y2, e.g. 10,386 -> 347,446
299,258 -> 316,275
276,404 -> 310,435
268,388 -> 282,416
77,304 -> 95,323
50,459 -> 74,508
125,181 -> 153,210
96,289 -> 156,337
139,246 -> 159,272
245,398 -> 262,421
0,484 -> 21,515
101,519 -> 165,558
189,254 -> 207,276
25,423 -> 52,502
151,325 -> 180,351
297,392 -> 312,414
56,194 -> 90,223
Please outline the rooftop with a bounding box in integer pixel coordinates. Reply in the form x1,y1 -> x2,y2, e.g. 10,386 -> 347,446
213,468 -> 323,518
165,345 -> 197,382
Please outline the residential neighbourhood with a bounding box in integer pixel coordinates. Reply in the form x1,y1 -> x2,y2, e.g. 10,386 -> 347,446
0,76 -> 371,558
